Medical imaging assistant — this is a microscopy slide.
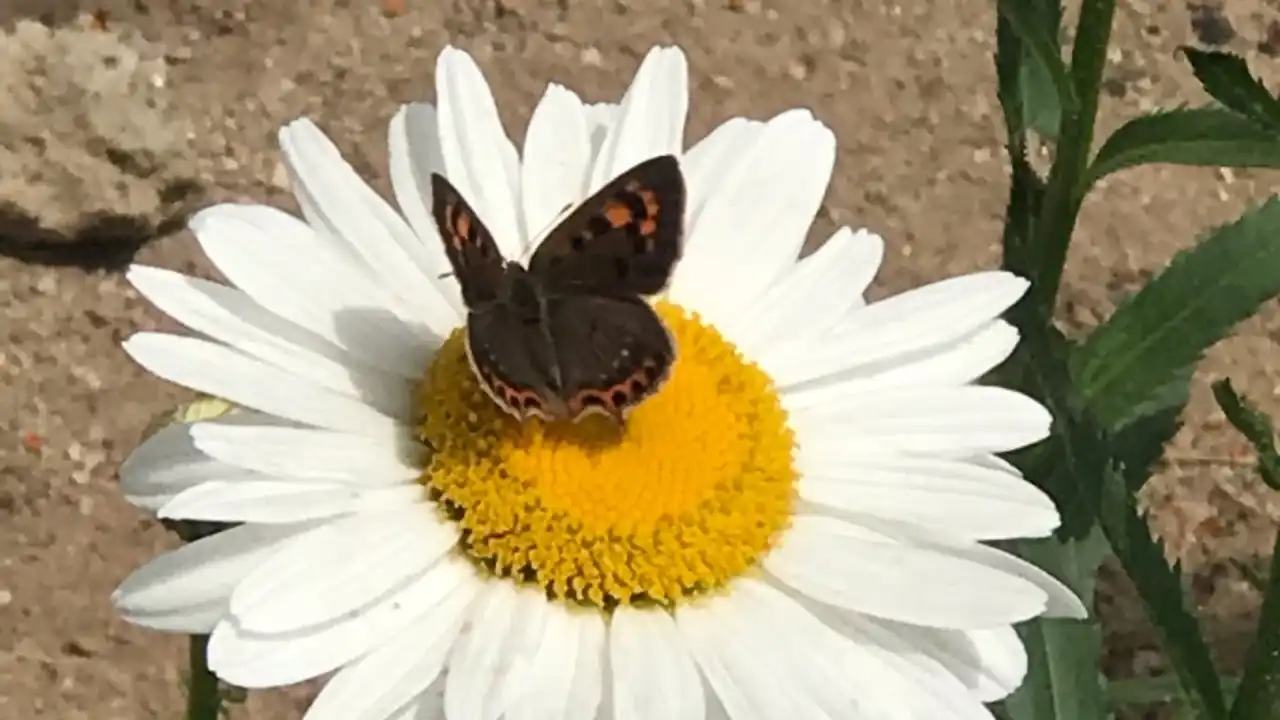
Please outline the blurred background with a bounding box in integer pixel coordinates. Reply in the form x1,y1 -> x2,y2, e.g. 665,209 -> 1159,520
2,0 -> 1279,716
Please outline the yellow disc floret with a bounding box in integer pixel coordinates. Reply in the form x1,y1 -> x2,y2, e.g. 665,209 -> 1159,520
416,302 -> 796,610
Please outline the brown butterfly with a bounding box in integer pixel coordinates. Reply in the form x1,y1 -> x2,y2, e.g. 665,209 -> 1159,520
429,155 -> 686,423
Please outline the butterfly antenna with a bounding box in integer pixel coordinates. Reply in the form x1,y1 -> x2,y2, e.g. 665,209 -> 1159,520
523,201 -> 575,263
438,271 -> 455,280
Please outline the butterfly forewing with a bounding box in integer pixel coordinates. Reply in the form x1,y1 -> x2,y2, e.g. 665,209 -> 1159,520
544,293 -> 674,420
430,173 -> 507,308
528,155 -> 685,297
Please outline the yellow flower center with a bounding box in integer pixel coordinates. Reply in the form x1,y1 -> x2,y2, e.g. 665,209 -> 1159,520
415,302 -> 796,610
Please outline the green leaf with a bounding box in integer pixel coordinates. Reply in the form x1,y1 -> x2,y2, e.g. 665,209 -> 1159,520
1212,379 -> 1280,489
1098,475 -> 1227,718
1020,47 -> 1064,140
1004,317 -> 1110,539
1229,529 -> 1280,719
999,531 -> 1109,720
1183,48 -> 1280,130
1212,380 -> 1280,719
1073,197 -> 1280,428
998,0 -> 1076,130
1085,107 -> 1280,186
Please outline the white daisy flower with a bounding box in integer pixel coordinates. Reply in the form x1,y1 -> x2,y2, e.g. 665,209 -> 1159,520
114,45 -> 1086,719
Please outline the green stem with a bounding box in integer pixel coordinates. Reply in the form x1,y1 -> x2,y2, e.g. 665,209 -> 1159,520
1228,527 -> 1280,719
186,634 -> 223,720
1030,0 -> 1117,317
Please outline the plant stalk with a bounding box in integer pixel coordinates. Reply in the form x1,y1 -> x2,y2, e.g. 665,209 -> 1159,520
186,634 -> 223,720
1031,0 -> 1117,317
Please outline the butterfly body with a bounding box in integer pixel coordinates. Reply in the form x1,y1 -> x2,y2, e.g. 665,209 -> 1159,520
431,155 -> 686,423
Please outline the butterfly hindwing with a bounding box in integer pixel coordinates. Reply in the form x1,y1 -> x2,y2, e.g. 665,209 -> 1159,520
544,293 -> 674,420
465,303 -> 567,421
528,155 -> 685,297
430,173 -> 507,308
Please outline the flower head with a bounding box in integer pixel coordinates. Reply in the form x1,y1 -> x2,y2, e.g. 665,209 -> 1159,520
115,45 -> 1085,719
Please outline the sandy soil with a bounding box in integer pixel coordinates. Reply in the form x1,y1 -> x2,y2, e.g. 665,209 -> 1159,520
2,0 -> 1280,716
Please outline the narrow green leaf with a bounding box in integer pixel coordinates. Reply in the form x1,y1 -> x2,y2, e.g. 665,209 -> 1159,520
1113,400 -> 1186,494
1020,47 -> 1064,141
1073,197 -> 1280,428
1183,48 -> 1280,129
1229,528 -> 1280,719
1108,369 -> 1191,495
997,0 -> 1077,122
1212,380 -> 1280,489
1098,476 -> 1227,718
1212,380 -> 1280,719
999,531 -> 1109,720
1085,107 -> 1280,186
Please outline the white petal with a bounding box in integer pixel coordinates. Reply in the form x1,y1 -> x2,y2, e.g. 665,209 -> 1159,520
445,582 -> 525,720
159,480 -> 363,525
435,46 -> 523,257
790,387 -> 1051,458
676,590 -> 796,720
610,608 -> 705,720
278,119 -> 458,333
668,110 -> 835,328
209,555 -> 472,688
765,514 -> 1049,629
505,604 -> 605,720
588,46 -> 689,192
124,333 -> 402,438
522,84 -> 592,249
383,681 -> 446,720
848,515 -> 1087,620
730,227 -> 883,355
796,456 -> 1060,540
567,611 -> 607,720
906,528 -> 1087,620
128,265 -> 413,421
119,421 -> 264,511
680,118 -> 762,230
229,502 -> 456,633
190,422 -> 421,484
781,322 -> 1019,408
768,271 -> 1029,388
303,574 -> 479,720
388,102 -> 467,317
688,580 -> 895,719
190,204 -> 440,378
113,522 -> 316,632
885,623 -> 1027,701
818,608 -> 998,719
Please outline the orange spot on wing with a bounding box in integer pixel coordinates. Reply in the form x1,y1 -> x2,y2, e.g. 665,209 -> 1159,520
603,201 -> 634,229
637,188 -> 661,218
454,210 -> 472,241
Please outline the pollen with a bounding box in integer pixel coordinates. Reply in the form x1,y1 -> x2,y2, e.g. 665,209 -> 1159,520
415,302 -> 796,610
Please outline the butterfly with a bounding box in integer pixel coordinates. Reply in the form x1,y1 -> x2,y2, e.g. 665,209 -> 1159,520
429,155 -> 686,423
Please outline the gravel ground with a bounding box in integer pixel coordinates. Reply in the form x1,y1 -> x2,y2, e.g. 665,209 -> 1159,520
2,1 -> 1280,716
